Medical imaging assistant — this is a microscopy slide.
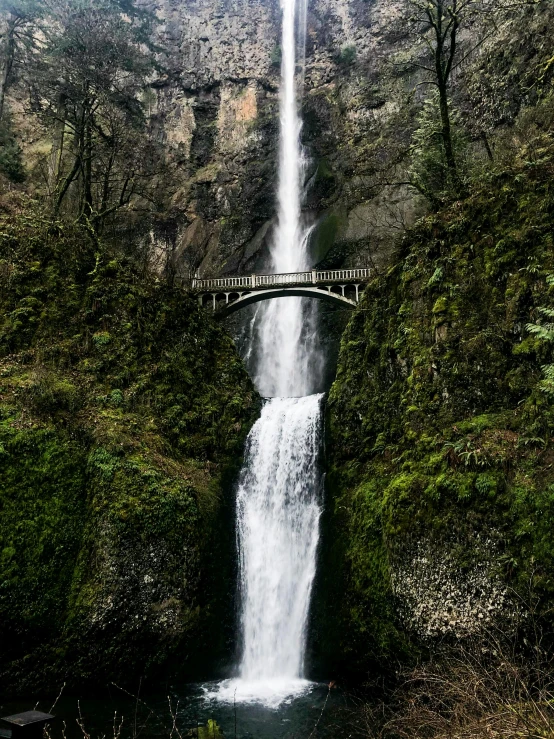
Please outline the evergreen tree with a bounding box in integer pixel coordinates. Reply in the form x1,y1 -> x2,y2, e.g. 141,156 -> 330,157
0,112 -> 25,182
409,91 -> 468,204
404,0 -> 482,197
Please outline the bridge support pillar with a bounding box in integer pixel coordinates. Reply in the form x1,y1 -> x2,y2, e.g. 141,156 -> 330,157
312,269 -> 317,285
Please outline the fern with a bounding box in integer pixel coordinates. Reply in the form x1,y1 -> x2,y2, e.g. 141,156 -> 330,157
527,323 -> 554,341
528,273 -> 554,393
540,364 -> 554,395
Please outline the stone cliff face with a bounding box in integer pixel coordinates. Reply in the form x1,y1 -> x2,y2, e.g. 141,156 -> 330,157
150,0 -> 553,282
150,0 -> 418,279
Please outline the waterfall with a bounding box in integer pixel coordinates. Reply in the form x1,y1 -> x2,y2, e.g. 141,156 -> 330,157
210,0 -> 323,708
253,0 -> 319,399
233,394 -> 323,705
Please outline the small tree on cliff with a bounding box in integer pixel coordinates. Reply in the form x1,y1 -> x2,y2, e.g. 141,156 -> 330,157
0,1 -> 43,120
28,0 -> 163,233
403,0 -> 489,197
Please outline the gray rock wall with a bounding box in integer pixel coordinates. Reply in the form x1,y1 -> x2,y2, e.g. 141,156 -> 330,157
150,0 -> 420,278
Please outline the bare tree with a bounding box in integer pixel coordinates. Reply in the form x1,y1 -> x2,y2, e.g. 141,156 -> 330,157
23,0 -> 165,232
404,0 -> 488,195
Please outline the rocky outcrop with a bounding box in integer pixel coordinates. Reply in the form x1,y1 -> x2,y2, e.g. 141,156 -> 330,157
390,538 -> 520,640
147,0 -> 420,277
147,0 -> 554,281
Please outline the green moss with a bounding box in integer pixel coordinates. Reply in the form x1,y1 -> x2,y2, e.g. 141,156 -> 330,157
0,202 -> 260,694
323,133 -> 554,674
432,296 -> 448,314
0,424 -> 86,640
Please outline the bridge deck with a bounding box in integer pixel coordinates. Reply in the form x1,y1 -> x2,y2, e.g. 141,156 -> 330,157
192,268 -> 371,292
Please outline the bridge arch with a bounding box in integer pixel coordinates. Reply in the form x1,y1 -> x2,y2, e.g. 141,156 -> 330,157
193,268 -> 371,317
214,287 -> 358,318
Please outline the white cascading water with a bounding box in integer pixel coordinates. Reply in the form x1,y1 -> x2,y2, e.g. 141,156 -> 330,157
253,0 -> 316,399
233,393 -> 323,705
210,0 -> 323,708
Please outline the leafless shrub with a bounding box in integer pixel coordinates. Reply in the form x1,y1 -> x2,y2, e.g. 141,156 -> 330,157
351,633 -> 554,739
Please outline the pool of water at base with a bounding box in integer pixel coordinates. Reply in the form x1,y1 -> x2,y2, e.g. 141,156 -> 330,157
1,681 -> 358,739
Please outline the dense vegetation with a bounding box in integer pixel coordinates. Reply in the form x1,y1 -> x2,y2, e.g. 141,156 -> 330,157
0,192 -> 258,695
320,97 -> 554,679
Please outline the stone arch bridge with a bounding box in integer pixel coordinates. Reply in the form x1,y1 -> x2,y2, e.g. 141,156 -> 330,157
193,268 -> 372,318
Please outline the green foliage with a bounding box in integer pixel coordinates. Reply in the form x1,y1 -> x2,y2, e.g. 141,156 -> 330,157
527,274 -> 554,394
0,116 -> 25,183
324,133 -> 554,672
0,424 -> 87,647
270,45 -> 282,67
23,372 -> 82,414
0,203 -> 259,694
337,45 -> 357,65
194,720 -> 223,739
409,92 -> 467,202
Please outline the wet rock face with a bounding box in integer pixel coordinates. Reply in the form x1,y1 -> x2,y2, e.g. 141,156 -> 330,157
149,0 -> 418,278
155,0 -> 280,88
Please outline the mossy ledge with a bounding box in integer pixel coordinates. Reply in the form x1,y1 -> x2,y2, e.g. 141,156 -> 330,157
0,194 -> 260,697
317,134 -> 554,678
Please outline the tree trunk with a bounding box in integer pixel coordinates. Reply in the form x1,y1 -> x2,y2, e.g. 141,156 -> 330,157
0,13 -> 17,121
83,117 -> 93,217
433,1 -> 465,196
48,94 -> 67,194
54,154 -> 81,215
437,80 -> 460,186
481,131 -> 494,162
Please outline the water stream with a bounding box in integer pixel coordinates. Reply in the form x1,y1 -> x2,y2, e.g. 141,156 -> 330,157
253,0 -> 317,400
211,394 -> 324,708
211,0 -> 325,708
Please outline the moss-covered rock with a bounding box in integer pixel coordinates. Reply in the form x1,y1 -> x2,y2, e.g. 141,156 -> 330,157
319,134 -> 554,677
0,196 -> 260,696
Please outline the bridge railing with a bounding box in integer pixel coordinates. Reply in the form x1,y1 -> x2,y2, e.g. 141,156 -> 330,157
192,268 -> 371,292
315,268 -> 371,282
